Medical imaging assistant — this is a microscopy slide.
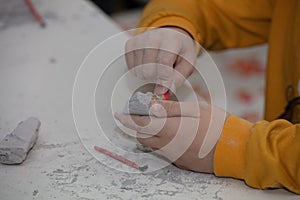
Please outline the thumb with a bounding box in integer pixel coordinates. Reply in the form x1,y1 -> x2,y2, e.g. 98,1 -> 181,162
170,55 -> 195,93
149,101 -> 201,118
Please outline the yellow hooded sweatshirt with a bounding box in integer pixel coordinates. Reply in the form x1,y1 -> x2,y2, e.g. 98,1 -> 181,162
137,0 -> 300,194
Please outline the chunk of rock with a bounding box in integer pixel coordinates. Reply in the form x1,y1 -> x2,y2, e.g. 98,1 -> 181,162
0,117 -> 41,164
123,92 -> 153,116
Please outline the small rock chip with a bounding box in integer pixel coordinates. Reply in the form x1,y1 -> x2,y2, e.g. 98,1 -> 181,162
0,117 -> 41,164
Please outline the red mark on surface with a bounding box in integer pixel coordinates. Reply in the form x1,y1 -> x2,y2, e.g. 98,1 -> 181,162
237,90 -> 253,104
94,145 -> 147,171
231,59 -> 264,76
241,112 -> 261,123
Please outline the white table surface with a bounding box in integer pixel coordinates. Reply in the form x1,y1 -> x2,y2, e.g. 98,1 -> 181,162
0,0 -> 297,199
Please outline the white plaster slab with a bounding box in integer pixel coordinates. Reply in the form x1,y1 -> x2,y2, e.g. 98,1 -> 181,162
0,0 -> 296,199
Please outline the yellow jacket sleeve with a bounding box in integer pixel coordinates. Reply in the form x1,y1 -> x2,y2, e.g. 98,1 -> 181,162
138,0 -> 272,50
214,115 -> 300,194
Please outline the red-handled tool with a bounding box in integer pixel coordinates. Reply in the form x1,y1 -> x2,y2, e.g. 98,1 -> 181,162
163,91 -> 169,100
152,91 -> 170,101
24,0 -> 46,28
94,145 -> 148,171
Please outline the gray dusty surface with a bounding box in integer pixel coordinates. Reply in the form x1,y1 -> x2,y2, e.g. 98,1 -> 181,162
0,0 -> 293,199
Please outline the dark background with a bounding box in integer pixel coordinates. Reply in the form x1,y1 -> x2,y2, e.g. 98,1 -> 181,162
89,0 -> 148,15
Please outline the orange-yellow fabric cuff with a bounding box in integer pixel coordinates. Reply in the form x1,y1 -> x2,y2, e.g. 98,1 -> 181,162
137,16 -> 201,53
214,115 -> 253,179
138,16 -> 199,40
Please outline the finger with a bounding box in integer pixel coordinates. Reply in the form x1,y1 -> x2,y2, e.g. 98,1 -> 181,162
149,101 -> 204,118
134,49 -> 145,80
125,40 -> 134,69
154,50 -> 177,94
125,41 -> 136,76
154,84 -> 168,95
142,48 -> 158,80
115,112 -> 144,132
171,57 -> 195,92
175,56 -> 195,78
169,70 -> 185,94
115,113 -> 166,136
115,112 -> 150,128
136,133 -> 162,149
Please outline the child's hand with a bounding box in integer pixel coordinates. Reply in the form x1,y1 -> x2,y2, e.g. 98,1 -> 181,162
125,27 -> 197,95
115,100 -> 227,173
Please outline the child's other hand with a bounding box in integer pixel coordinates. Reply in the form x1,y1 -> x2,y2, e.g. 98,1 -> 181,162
125,27 -> 197,95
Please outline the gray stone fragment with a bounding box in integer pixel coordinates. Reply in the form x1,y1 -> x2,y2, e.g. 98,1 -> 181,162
0,117 -> 41,164
123,92 -> 153,116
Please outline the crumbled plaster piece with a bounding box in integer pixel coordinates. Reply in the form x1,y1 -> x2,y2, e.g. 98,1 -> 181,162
0,117 -> 41,164
124,92 -> 153,116
136,143 -> 153,153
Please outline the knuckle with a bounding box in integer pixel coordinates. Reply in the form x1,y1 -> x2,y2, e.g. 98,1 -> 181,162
143,67 -> 155,78
156,72 -> 172,83
157,67 -> 173,81
157,70 -> 172,79
137,72 -> 145,80
157,56 -> 173,66
143,49 -> 157,61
